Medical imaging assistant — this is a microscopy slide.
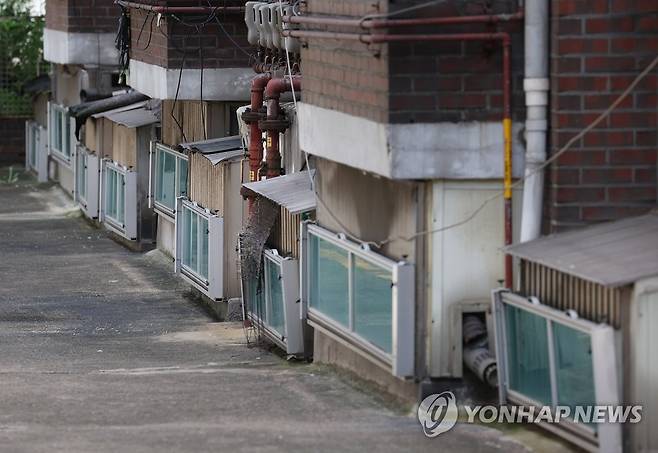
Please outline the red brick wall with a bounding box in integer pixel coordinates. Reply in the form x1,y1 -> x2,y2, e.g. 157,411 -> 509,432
548,0 -> 658,230
388,0 -> 524,123
45,0 -> 118,33
300,0 -> 524,124
301,0 -> 389,123
129,4 -> 251,70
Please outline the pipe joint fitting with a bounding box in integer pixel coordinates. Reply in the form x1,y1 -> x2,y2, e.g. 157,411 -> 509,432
259,117 -> 291,132
241,108 -> 266,124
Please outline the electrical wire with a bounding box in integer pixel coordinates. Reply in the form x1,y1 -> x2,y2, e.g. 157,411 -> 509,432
373,54 -> 658,248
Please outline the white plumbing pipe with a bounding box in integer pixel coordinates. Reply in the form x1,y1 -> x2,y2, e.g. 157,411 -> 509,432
520,0 -> 550,242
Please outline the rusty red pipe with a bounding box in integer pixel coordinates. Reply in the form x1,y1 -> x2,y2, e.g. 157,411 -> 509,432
245,74 -> 271,187
283,10 -> 523,28
116,0 -> 244,14
263,77 -> 302,179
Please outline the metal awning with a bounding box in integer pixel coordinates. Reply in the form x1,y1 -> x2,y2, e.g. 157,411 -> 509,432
91,101 -> 148,119
242,171 -> 316,214
200,149 -> 245,166
179,135 -> 243,154
506,211 -> 658,287
104,107 -> 159,128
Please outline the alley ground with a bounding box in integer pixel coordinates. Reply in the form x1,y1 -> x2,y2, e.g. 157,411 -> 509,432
0,168 -> 559,452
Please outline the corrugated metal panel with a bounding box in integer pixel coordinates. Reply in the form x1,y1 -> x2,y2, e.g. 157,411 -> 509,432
520,260 -> 623,328
104,108 -> 159,129
242,170 -> 316,215
507,212 -> 658,287
91,101 -> 148,119
632,284 -> 658,451
180,135 -> 243,154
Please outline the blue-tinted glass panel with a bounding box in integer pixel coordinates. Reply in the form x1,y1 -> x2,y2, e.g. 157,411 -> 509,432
309,234 -> 349,327
178,158 -> 188,198
353,256 -> 392,353
553,322 -> 596,415
156,149 -> 176,210
182,207 -> 192,268
505,304 -> 552,405
267,259 -> 285,336
199,217 -> 208,279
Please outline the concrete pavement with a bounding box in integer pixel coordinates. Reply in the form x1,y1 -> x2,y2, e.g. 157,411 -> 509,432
0,169 -> 549,452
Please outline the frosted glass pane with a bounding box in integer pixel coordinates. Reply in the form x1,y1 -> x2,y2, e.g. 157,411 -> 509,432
182,207 -> 192,268
553,323 -> 595,413
199,217 -> 208,279
189,212 -> 198,273
178,158 -> 188,197
353,256 -> 392,353
309,234 -> 349,327
505,304 -> 552,405
117,173 -> 125,224
267,259 -> 285,336
156,150 -> 176,209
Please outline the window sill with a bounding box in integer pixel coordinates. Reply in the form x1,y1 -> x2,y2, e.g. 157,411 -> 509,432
50,149 -> 72,168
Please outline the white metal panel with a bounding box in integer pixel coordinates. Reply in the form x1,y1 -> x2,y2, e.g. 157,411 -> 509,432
631,278 -> 658,452
429,180 -> 523,377
124,170 -> 138,240
85,152 -> 100,219
37,125 -> 48,183
207,214 -> 224,300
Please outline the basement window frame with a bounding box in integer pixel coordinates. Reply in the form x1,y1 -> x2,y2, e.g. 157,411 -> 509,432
302,223 -> 415,378
48,102 -> 74,165
150,142 -> 188,219
101,160 -> 137,240
75,144 -> 100,219
492,290 -> 621,451
175,198 -> 224,300
243,249 -> 304,356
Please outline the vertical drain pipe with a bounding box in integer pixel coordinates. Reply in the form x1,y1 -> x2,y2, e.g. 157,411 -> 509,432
520,0 -> 550,243
502,35 -> 514,288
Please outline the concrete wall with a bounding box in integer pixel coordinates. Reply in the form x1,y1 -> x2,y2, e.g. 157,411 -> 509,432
314,158 -> 418,262
548,0 -> 658,231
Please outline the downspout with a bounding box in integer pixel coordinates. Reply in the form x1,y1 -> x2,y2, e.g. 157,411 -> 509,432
519,0 -> 549,242
261,77 -> 302,179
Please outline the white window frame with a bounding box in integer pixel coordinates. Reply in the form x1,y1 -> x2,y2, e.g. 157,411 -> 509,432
244,249 -> 304,356
75,144 -> 100,219
175,198 -> 224,300
25,120 -> 49,182
149,142 -> 188,218
47,102 -> 74,165
492,290 -> 621,453
101,160 -> 137,240
302,223 -> 415,378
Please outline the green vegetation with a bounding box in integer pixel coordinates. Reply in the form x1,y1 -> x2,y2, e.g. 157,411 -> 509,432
0,0 -> 45,117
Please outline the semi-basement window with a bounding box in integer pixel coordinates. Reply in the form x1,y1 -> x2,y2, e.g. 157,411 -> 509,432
303,223 -> 414,378
244,250 -> 303,356
49,103 -> 72,162
76,146 -> 99,219
175,199 -> 224,300
102,161 -> 137,240
152,143 -> 188,216
492,290 -> 621,451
